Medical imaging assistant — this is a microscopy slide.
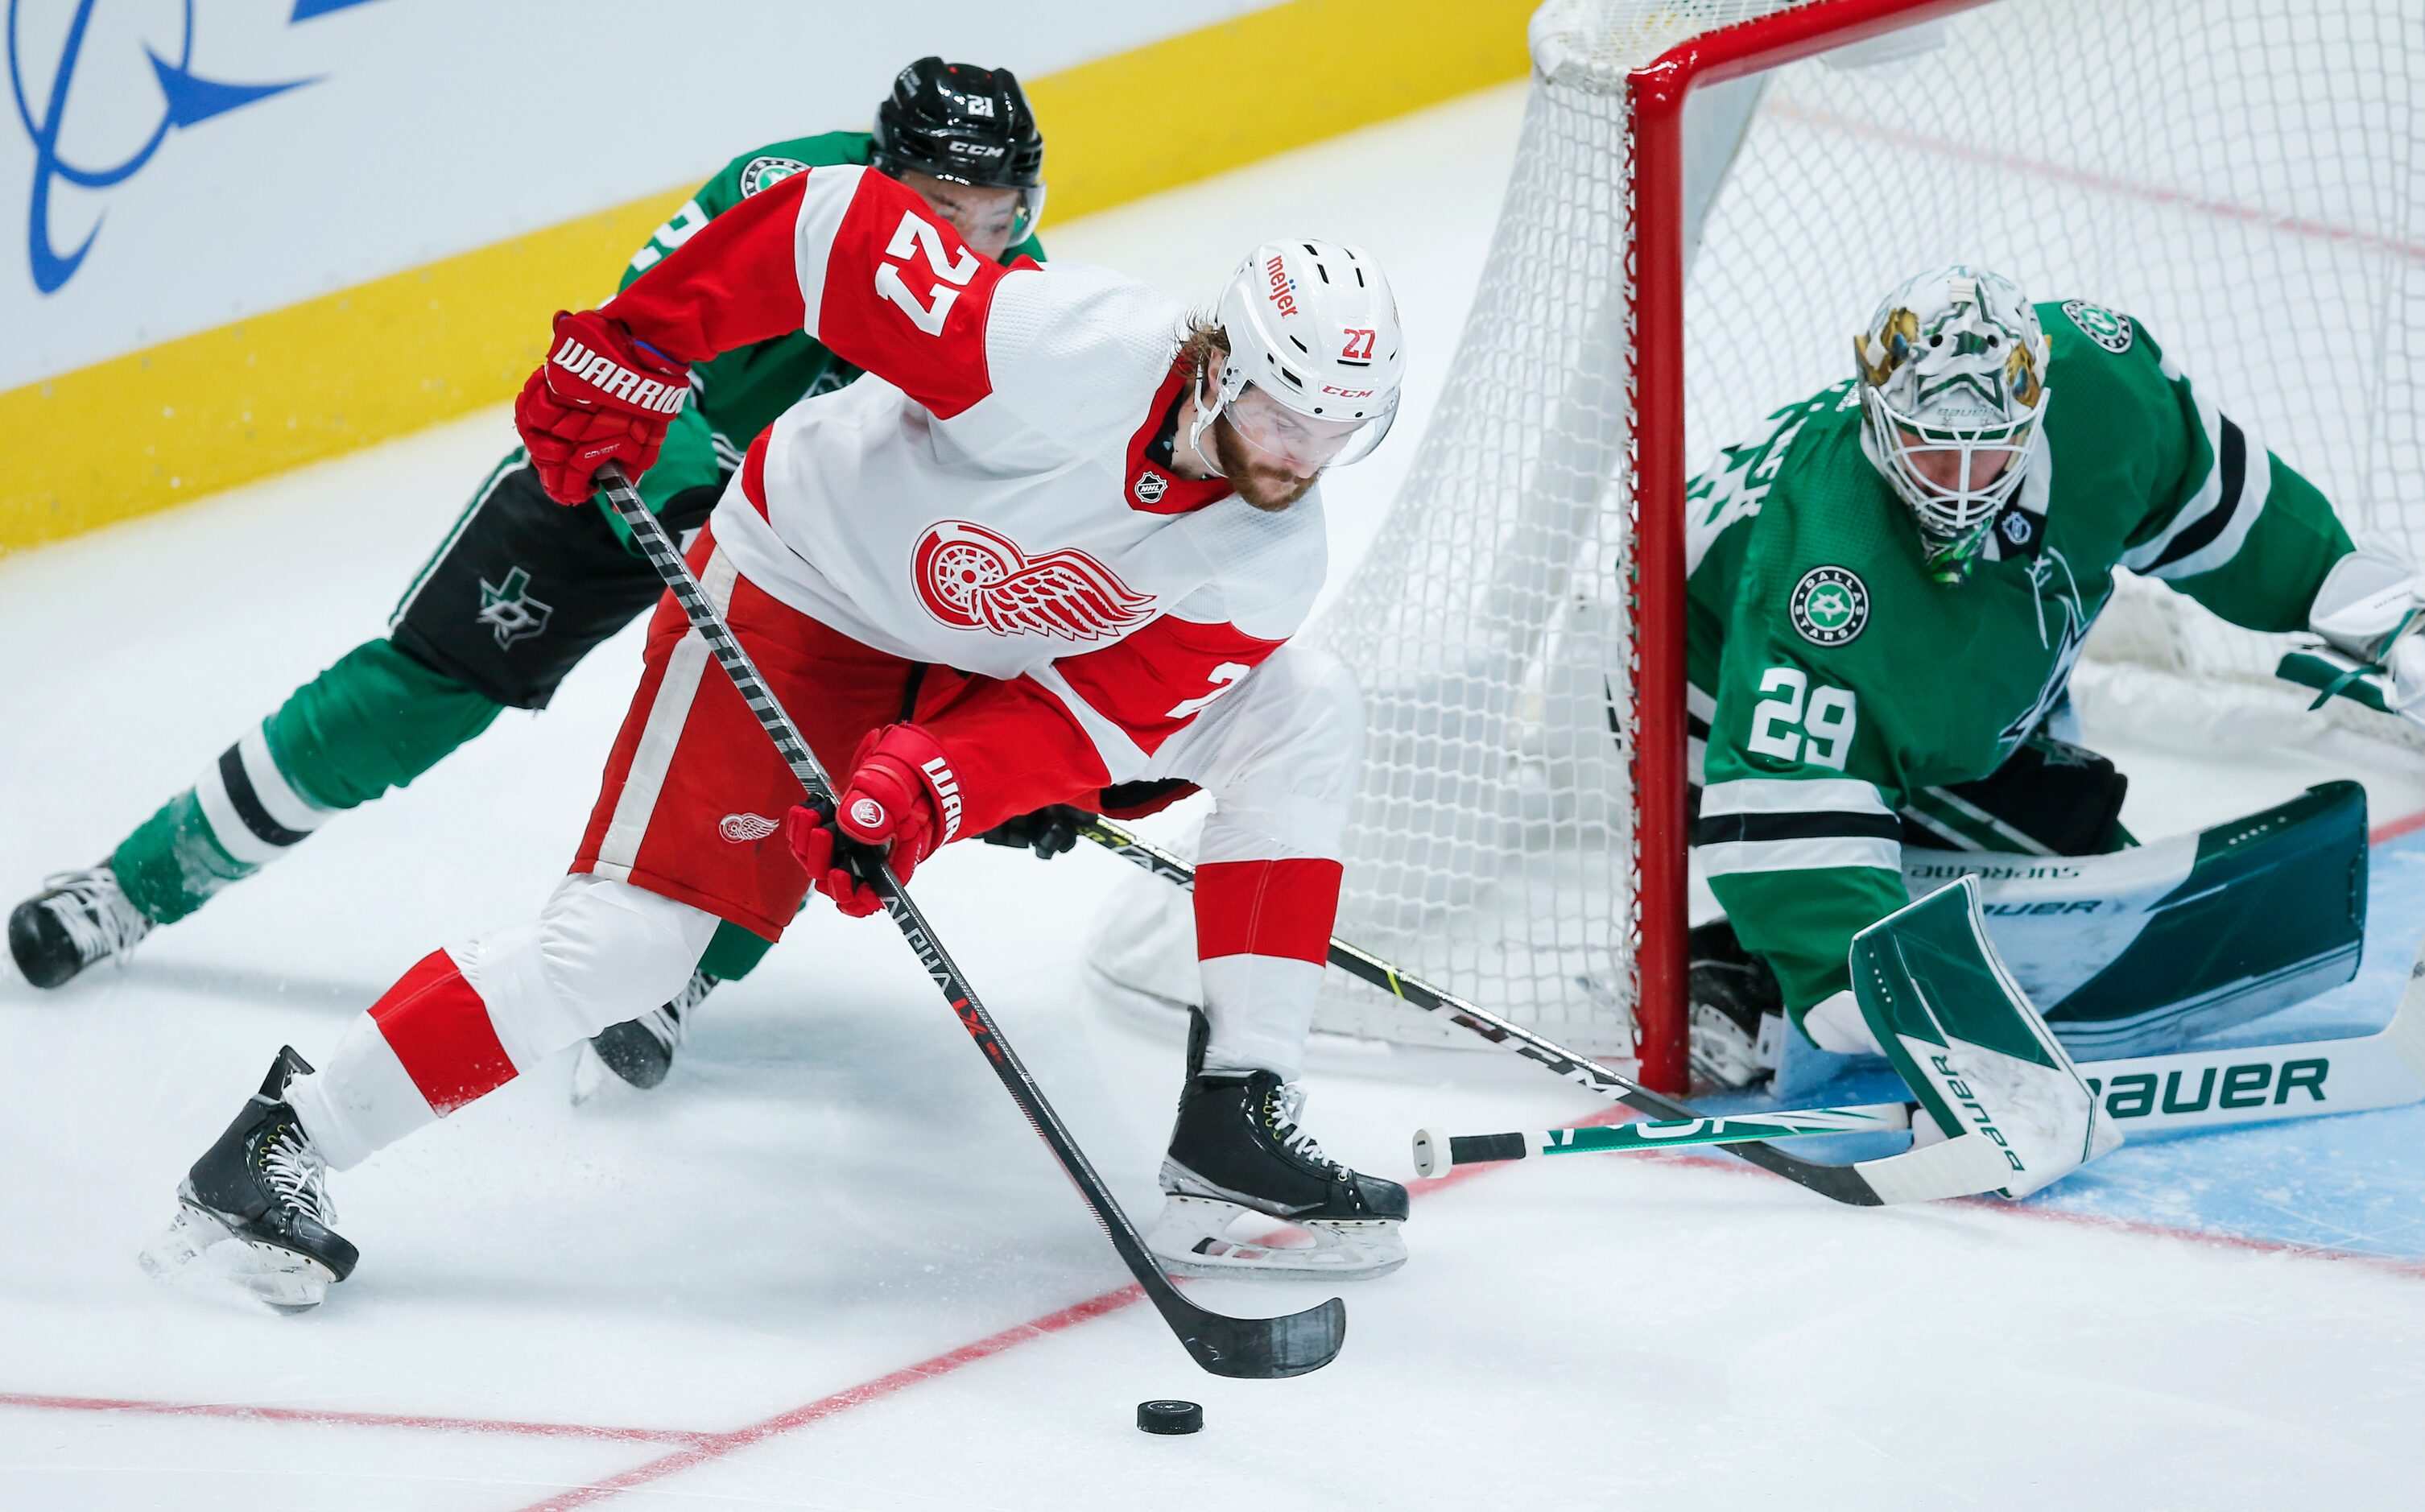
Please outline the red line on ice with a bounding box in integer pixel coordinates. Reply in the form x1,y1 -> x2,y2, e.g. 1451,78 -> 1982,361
510,1283 -> 1149,1510
0,1390 -> 715,1445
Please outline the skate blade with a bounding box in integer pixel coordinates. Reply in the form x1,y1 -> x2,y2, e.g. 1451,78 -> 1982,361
568,1042 -> 615,1105
1146,1194 -> 1407,1283
139,1202 -> 336,1313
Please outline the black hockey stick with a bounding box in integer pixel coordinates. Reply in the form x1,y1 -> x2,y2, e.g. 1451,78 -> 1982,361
594,465 -> 1343,1378
1072,816 -> 2004,1206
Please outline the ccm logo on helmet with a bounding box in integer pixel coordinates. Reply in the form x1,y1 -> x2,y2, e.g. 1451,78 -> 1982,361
1322,385 -> 1375,399
1265,254 -> 1299,317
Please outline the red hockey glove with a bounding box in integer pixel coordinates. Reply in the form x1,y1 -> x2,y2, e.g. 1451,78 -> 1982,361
783,724 -> 962,916
513,309 -> 690,504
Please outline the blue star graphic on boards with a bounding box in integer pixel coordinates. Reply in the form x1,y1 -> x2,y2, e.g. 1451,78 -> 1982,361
9,1 -> 386,294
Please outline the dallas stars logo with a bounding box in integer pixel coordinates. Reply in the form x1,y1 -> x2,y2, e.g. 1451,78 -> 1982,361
738,155 -> 809,198
2061,300 -> 2134,353
477,566 -> 553,649
1791,565 -> 1869,647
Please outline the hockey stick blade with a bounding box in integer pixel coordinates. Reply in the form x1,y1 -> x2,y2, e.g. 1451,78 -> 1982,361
1165,1291 -> 1347,1380
594,465 -> 1343,1378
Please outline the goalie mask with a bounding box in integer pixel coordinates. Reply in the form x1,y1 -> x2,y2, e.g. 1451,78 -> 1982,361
1192,239 -> 1406,473
1854,264 -> 2051,581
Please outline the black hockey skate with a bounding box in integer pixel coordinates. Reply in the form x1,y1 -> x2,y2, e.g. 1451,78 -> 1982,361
572,969 -> 718,1099
140,1047 -> 357,1312
1150,1058 -> 1409,1282
9,865 -> 153,989
1687,919 -> 1787,1089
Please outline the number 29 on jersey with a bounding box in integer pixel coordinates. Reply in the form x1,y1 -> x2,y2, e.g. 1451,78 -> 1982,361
1746,666 -> 1857,770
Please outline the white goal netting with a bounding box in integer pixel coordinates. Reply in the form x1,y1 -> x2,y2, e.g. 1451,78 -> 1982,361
1097,0 -> 2425,1066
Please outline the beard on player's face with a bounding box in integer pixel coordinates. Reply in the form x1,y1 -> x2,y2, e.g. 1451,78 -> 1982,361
1211,415 -> 1320,511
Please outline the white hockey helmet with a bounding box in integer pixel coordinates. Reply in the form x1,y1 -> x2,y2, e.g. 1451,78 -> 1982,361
1854,263 -> 2051,574
1192,238 -> 1406,471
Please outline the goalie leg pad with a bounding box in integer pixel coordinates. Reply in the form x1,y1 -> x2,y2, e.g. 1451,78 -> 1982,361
1852,877 -> 2121,1198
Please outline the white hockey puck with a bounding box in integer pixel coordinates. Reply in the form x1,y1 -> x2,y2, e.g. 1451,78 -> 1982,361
1137,1398 -> 1203,1435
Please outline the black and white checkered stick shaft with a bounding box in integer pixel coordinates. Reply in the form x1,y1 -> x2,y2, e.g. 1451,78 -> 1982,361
588,462 -> 1344,1378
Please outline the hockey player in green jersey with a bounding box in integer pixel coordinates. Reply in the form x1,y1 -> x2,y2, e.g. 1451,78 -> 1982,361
10,58 -> 1047,1090
1685,262 -> 2422,1089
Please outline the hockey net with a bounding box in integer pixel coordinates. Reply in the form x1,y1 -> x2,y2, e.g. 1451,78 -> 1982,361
1092,0 -> 2423,1088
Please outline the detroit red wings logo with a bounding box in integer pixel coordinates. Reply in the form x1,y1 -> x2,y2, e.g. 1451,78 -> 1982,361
912,520 -> 1153,642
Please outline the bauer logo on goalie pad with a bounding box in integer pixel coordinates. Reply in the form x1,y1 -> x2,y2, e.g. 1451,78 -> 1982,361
2059,300 -> 2134,354
911,519 -> 1154,642
1790,566 -> 1869,647
719,812 -> 782,842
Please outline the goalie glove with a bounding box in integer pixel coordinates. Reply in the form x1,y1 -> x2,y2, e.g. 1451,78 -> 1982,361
2305,549 -> 2425,712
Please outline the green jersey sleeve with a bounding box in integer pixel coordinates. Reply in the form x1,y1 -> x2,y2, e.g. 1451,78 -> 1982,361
1686,392 -> 1911,1019
2050,302 -> 2355,632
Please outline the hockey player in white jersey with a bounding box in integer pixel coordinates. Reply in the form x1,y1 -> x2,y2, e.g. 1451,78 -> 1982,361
144,161 -> 1412,1308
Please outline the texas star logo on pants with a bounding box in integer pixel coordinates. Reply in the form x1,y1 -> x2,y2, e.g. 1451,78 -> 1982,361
477,566 -> 554,648
911,520 -> 1154,642
1790,565 -> 1869,647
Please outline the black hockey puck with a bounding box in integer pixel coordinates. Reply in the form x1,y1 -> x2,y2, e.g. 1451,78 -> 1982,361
1136,1399 -> 1203,1435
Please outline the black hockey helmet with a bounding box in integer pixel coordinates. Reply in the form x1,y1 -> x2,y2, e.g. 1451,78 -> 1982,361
872,57 -> 1046,238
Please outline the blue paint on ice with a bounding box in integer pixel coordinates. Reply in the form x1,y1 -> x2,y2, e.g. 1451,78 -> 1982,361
1704,830 -> 2425,1260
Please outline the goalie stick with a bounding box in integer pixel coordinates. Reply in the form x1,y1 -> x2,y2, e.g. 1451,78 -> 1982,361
595,465 -> 1344,1381
1417,934 -> 2425,1178
1073,816 -> 2005,1205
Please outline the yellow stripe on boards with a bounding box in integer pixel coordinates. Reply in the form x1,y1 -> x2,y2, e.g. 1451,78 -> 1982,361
0,0 -> 1532,556
1026,0 -> 1536,225
2,200 -> 675,555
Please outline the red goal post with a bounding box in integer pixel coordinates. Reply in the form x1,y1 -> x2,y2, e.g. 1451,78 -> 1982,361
1630,0 -> 2000,1089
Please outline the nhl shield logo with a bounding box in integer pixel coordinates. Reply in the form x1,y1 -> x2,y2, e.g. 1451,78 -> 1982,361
1790,566 -> 1869,647
1132,469 -> 1169,505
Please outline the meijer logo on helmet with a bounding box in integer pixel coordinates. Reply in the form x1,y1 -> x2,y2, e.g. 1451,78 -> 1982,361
1264,255 -> 1298,317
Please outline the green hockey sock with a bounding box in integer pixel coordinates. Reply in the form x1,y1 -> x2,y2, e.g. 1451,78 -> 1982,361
113,640 -> 502,925
700,918 -> 778,981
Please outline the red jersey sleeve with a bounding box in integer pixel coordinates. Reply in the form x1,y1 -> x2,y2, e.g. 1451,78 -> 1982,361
908,617 -> 1287,838
604,164 -> 1001,419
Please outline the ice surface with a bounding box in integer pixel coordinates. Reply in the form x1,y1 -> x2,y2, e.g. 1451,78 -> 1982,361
6,81 -> 2425,1510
